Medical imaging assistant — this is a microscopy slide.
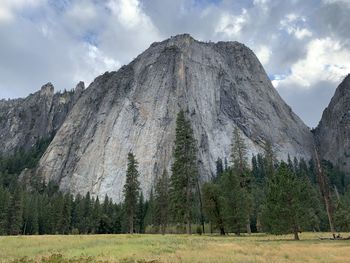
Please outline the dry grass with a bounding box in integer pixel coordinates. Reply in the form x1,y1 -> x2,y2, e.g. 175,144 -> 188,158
0,233 -> 349,263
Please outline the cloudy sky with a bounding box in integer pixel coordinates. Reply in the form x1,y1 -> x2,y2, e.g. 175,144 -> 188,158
0,0 -> 349,127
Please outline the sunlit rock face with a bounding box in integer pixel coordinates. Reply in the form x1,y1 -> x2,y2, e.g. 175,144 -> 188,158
35,34 -> 314,201
0,82 -> 84,155
315,75 -> 350,173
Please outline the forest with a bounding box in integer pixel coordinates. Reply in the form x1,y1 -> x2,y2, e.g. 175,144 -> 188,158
0,111 -> 349,240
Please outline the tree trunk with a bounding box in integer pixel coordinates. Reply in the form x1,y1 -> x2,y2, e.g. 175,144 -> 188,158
314,148 -> 335,235
129,212 -> 134,234
186,220 -> 191,234
294,231 -> 300,240
246,222 -> 251,234
256,215 -> 262,233
220,226 -> 225,235
196,179 -> 205,234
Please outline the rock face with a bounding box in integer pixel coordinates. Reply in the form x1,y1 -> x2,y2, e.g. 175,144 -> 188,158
35,34 -> 314,201
315,74 -> 350,172
0,82 -> 84,154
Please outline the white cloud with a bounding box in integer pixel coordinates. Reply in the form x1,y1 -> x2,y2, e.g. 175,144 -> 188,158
294,28 -> 312,39
0,0 -> 43,22
255,45 -> 272,65
276,38 -> 350,90
215,9 -> 249,37
73,44 -> 121,85
280,13 -> 312,40
107,0 -> 147,29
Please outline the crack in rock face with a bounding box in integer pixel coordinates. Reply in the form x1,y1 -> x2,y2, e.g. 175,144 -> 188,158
33,34 -> 314,202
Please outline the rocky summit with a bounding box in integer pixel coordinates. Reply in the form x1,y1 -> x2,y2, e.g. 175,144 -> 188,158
26,34 -> 313,202
315,74 -> 350,172
0,82 -> 84,155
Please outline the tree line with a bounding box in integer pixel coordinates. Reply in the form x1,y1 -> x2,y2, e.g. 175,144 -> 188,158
0,111 -> 350,239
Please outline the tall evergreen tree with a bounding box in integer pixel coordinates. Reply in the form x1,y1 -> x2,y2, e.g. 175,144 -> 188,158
136,192 -> 146,233
220,169 -> 249,235
154,169 -> 169,234
0,187 -> 10,235
262,161 -> 319,240
231,127 -> 252,234
123,152 -> 140,234
170,110 -> 198,234
7,188 -> 23,235
202,182 -> 225,235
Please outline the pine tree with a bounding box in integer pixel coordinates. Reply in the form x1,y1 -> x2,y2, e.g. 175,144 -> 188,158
0,186 -> 10,235
335,189 -> 350,231
262,161 -> 319,240
144,189 -> 155,229
170,110 -> 198,234
8,188 -> 23,235
91,197 -> 101,234
231,127 -> 252,234
123,152 -> 140,234
136,192 -> 146,233
220,169 -> 249,235
202,182 -> 225,235
61,193 -> 72,234
154,169 -> 169,234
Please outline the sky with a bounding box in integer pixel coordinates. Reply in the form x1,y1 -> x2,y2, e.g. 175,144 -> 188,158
0,0 -> 350,127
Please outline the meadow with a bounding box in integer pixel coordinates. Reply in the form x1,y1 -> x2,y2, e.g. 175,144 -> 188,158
0,233 -> 349,263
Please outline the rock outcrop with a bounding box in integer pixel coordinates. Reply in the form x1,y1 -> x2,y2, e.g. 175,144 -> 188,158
315,74 -> 350,172
0,82 -> 84,154
34,34 -> 314,201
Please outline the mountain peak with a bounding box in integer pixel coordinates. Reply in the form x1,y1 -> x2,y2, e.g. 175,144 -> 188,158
35,35 -> 313,201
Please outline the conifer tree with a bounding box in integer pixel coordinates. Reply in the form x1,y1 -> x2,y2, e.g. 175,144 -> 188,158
61,193 -> 72,234
170,110 -> 198,234
202,182 -> 225,235
263,161 -> 318,240
8,188 -> 23,235
123,152 -> 140,234
231,127 -> 252,234
0,187 -> 10,235
154,169 -> 169,234
136,192 -> 146,233
220,169 -> 249,235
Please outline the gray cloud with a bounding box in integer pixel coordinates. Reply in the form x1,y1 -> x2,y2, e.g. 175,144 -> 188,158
0,0 -> 349,128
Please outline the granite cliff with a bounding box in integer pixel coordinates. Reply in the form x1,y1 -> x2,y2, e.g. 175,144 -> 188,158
315,74 -> 350,173
30,34 -> 314,201
0,82 -> 84,155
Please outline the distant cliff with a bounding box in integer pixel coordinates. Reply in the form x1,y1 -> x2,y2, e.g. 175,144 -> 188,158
315,74 -> 350,173
0,82 -> 84,155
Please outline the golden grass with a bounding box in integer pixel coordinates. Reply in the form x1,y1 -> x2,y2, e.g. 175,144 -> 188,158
0,233 -> 349,263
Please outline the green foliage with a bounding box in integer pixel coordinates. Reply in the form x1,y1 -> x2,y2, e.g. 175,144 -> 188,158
123,152 -> 141,234
202,182 -> 225,235
154,169 -> 169,234
262,162 -> 321,240
219,169 -> 250,235
335,188 -> 350,231
169,110 -> 198,233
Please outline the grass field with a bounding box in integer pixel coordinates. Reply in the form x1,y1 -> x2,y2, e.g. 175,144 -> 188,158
0,233 -> 349,263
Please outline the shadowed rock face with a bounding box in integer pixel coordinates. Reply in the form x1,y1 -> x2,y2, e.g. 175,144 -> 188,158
34,34 -> 314,202
315,75 -> 350,172
0,82 -> 84,155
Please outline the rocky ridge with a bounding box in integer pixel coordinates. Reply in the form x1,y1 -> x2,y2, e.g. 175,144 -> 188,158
0,82 -> 84,155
